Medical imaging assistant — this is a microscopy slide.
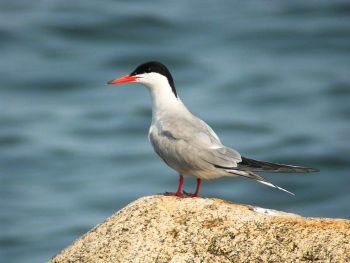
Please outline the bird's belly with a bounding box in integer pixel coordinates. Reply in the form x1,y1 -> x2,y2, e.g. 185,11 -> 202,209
150,139 -> 225,180
182,169 -> 226,180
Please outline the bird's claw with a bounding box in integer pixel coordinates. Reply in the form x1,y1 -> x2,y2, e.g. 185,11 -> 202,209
163,191 -> 183,197
182,191 -> 199,197
163,191 -> 198,197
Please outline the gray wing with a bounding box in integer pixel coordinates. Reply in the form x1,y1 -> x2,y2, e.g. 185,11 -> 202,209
149,114 -> 241,172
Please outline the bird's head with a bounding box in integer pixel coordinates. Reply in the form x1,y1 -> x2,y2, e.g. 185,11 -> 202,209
107,61 -> 177,97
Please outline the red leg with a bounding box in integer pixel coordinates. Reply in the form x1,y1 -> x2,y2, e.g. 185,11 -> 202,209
184,178 -> 201,197
164,175 -> 184,196
194,178 -> 201,196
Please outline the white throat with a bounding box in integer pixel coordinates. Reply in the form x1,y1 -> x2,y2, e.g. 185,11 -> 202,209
136,72 -> 187,120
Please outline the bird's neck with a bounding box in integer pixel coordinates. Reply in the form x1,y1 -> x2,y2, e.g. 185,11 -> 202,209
148,83 -> 187,121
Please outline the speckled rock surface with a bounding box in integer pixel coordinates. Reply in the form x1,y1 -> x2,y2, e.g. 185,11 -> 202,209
49,195 -> 350,263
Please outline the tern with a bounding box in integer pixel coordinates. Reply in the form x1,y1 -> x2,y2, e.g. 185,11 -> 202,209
107,61 -> 319,197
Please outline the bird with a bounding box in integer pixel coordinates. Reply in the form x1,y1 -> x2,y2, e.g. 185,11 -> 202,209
107,61 -> 319,197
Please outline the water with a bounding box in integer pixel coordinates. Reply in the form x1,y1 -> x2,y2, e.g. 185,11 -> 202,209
1,1 -> 349,262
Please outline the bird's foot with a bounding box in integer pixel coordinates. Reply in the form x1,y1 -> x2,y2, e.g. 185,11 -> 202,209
183,191 -> 199,198
163,191 -> 183,197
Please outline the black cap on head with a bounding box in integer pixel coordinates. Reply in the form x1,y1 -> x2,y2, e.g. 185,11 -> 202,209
130,61 -> 177,97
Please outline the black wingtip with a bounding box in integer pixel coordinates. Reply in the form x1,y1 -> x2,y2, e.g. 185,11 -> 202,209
239,156 -> 320,173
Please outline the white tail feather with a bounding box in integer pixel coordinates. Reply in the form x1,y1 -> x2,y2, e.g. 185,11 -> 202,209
225,169 -> 295,196
258,180 -> 295,196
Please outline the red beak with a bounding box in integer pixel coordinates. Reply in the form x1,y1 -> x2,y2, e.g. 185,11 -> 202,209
107,74 -> 137,85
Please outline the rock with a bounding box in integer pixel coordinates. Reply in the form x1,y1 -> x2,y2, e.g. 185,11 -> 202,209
49,195 -> 350,263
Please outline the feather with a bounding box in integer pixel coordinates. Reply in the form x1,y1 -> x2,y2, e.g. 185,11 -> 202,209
237,156 -> 319,173
225,169 -> 295,195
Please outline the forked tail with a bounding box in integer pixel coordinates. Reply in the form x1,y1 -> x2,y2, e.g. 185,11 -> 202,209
219,157 -> 319,195
226,169 -> 295,195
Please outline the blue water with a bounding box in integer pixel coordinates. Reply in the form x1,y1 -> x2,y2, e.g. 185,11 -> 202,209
1,1 -> 350,262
